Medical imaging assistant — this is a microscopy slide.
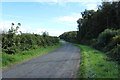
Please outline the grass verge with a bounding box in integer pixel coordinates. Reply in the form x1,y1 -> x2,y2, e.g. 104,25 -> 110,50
70,43 -> 119,78
1,43 -> 62,69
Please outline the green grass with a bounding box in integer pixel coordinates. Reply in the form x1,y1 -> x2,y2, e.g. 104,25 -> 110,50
1,43 -> 62,69
70,43 -> 119,78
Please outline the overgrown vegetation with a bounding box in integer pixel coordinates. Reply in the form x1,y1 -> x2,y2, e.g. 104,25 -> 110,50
2,23 -> 59,54
71,43 -> 119,78
1,23 -> 60,68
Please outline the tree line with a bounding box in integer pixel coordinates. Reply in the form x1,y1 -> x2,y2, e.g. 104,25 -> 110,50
2,23 -> 59,54
60,2 -> 120,62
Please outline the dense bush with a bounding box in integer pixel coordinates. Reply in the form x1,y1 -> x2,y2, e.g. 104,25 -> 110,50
98,29 -> 116,45
2,23 -> 59,54
94,29 -> 119,49
91,29 -> 120,62
59,31 -> 77,43
95,29 -> 116,50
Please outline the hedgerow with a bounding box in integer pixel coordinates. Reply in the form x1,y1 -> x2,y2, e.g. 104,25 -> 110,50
1,23 -> 59,54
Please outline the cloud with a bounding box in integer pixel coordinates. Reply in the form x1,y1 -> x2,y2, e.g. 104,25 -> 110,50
57,13 -> 82,22
0,22 -> 3,34
36,28 -> 65,36
1,21 -> 31,33
56,13 -> 81,28
1,21 -> 64,36
2,21 -> 16,32
82,2 -> 100,10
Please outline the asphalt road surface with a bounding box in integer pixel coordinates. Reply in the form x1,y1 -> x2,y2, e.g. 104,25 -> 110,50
2,41 -> 80,78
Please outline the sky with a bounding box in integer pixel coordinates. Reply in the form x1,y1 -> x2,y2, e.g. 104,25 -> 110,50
1,0 -> 103,36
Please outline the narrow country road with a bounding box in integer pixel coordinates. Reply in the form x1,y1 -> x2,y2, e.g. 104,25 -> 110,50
2,41 -> 80,78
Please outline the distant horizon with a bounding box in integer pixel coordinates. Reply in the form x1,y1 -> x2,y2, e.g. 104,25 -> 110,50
1,1 -> 101,36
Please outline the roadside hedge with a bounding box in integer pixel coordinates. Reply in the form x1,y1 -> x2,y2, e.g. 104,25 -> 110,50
1,23 -> 59,54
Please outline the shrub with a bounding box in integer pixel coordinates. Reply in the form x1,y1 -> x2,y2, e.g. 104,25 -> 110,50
3,46 -> 19,54
103,35 -> 120,52
97,29 -> 116,46
92,29 -> 120,62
